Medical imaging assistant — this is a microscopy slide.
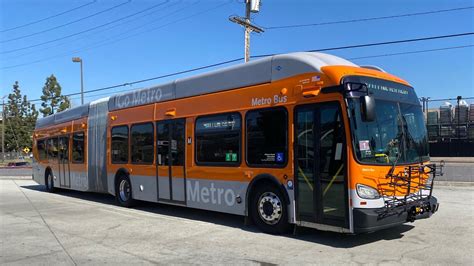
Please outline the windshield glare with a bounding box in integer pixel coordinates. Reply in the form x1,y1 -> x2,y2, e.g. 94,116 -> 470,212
349,98 -> 429,165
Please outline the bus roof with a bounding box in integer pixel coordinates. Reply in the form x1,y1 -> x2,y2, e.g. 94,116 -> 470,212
35,104 -> 89,129
35,52 -> 356,130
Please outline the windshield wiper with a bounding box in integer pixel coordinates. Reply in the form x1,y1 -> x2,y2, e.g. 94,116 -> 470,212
386,117 -> 405,178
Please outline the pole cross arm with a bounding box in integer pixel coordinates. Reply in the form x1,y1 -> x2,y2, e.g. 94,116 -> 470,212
229,16 -> 265,33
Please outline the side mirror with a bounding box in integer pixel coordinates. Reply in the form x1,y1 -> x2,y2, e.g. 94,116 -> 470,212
361,95 -> 376,122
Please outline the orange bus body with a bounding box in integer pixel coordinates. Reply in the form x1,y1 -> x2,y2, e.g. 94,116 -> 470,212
33,52 -> 439,233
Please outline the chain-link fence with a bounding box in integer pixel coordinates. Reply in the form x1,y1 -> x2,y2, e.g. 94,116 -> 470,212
420,96 -> 474,157
1,152 -> 32,161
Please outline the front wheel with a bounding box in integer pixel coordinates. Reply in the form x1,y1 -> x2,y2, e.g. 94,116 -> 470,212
115,175 -> 135,207
45,172 -> 56,193
250,184 -> 290,234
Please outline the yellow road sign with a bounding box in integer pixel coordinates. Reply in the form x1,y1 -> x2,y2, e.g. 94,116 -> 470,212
23,147 -> 30,153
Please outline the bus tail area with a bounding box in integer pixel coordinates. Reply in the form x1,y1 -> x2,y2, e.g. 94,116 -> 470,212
32,52 -> 441,234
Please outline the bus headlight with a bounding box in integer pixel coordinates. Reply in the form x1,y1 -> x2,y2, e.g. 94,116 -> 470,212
356,184 -> 380,199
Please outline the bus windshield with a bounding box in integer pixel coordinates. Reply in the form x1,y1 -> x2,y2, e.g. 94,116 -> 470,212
346,77 -> 429,165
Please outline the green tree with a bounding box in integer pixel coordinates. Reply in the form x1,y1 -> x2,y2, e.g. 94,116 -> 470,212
40,74 -> 70,117
4,81 -> 38,152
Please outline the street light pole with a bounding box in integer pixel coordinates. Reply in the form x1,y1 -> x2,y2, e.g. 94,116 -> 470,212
1,96 -> 5,163
72,57 -> 84,105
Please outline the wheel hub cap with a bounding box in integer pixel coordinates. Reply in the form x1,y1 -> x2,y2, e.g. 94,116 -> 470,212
119,180 -> 130,202
258,192 -> 282,225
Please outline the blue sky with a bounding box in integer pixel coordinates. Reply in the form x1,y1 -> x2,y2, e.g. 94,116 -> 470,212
1,0 -> 473,108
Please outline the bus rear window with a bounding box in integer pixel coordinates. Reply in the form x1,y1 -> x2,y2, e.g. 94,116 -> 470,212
246,107 -> 288,167
111,126 -> 129,164
72,132 -> 85,163
195,113 -> 241,165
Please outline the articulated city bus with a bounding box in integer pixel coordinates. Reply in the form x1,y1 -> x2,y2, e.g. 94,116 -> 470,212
32,52 -> 441,234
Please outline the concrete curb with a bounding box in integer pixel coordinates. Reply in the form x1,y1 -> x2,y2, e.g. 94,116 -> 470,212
0,176 -> 33,180
434,181 -> 474,187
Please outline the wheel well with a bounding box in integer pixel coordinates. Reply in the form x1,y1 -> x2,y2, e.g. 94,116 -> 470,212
245,174 -> 290,216
44,167 -> 52,183
114,168 -> 129,193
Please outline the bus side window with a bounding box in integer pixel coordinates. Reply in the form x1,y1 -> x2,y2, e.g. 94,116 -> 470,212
246,107 -> 288,167
130,123 -> 154,164
72,132 -> 85,163
195,112 -> 241,165
37,139 -> 47,161
111,126 -> 129,164
48,138 -> 58,159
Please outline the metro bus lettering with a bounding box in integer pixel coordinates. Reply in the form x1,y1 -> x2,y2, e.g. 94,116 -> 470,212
251,95 -> 287,107
187,181 -> 236,207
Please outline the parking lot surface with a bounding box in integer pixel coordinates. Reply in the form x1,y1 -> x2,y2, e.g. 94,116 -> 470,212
1,179 -> 473,265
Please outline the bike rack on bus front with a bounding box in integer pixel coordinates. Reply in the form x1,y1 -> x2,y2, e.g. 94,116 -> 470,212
376,162 -> 444,220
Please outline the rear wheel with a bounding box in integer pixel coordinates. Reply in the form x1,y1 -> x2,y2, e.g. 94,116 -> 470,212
250,184 -> 290,234
45,171 -> 56,193
115,175 -> 135,207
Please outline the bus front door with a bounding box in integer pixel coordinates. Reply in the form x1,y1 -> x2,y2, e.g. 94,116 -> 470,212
156,119 -> 186,204
294,102 -> 349,229
58,136 -> 71,188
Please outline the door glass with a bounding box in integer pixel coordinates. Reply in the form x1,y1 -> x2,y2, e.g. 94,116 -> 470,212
171,121 -> 185,166
157,122 -> 170,166
59,137 -> 69,161
296,109 -> 315,216
319,105 -> 346,221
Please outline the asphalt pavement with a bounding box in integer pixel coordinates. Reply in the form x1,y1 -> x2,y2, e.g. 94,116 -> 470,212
1,178 -> 473,265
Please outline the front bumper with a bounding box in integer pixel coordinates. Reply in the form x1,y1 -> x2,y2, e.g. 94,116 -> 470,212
353,196 -> 439,233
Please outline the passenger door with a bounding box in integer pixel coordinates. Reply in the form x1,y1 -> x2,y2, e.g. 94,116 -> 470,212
156,119 -> 186,203
58,136 -> 71,188
48,138 -> 59,186
294,102 -> 348,228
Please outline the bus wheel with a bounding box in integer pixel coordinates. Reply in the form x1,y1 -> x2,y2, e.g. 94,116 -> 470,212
115,175 -> 135,207
250,184 -> 290,234
45,172 -> 56,193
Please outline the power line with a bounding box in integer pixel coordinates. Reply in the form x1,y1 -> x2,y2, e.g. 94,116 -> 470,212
1,1 -> 132,43
1,1 -> 231,70
28,57 -> 243,103
0,0 -> 171,55
264,6 -> 474,30
1,1 -> 185,62
252,32 -> 474,58
25,38 -> 473,103
0,1 -> 97,33
348,45 -> 474,60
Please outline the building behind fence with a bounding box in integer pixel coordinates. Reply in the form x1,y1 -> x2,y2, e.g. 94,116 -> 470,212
424,98 -> 474,157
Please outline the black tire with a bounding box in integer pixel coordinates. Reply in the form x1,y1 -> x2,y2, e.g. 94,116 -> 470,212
250,184 -> 290,234
115,174 -> 135,207
45,171 -> 56,193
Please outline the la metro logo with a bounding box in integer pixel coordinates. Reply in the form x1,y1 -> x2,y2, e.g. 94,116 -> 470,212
116,88 -> 163,109
187,181 -> 237,207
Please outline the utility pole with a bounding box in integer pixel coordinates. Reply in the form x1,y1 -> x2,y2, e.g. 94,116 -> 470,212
229,0 -> 264,62
244,2 -> 251,63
